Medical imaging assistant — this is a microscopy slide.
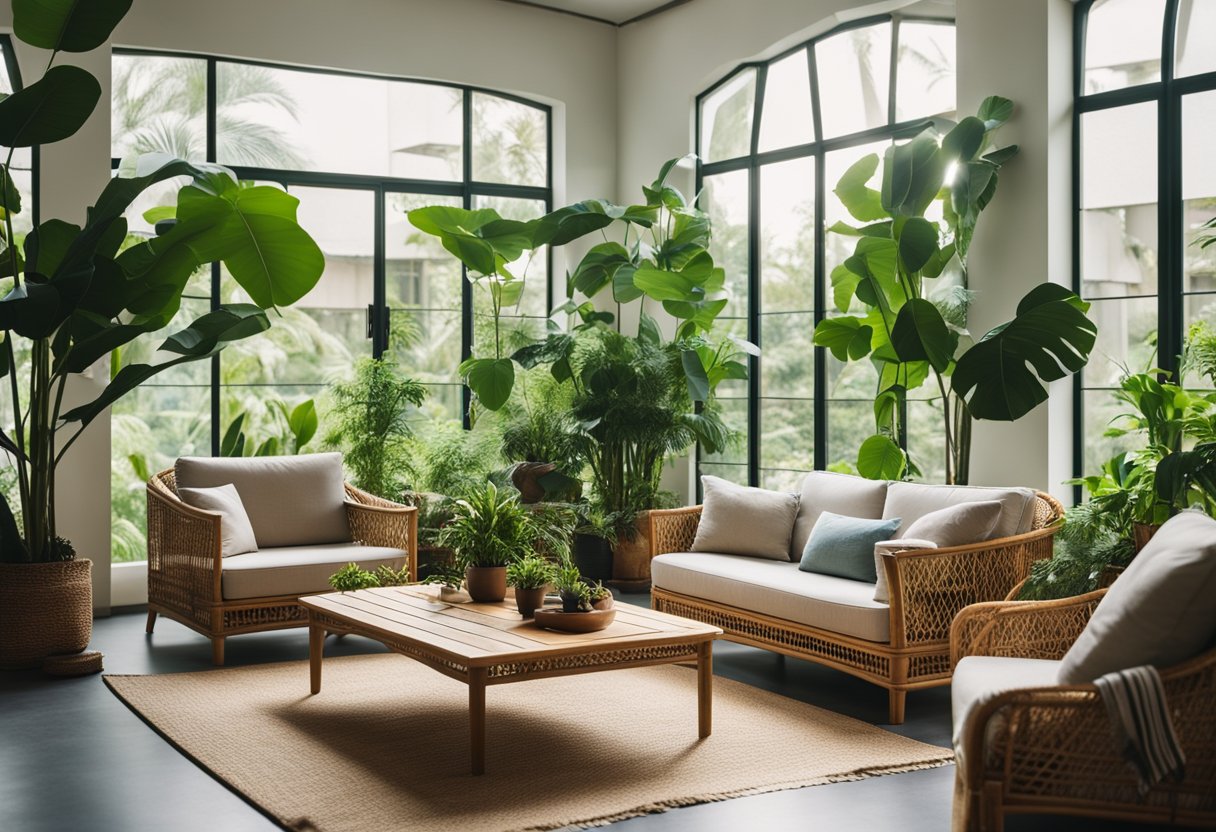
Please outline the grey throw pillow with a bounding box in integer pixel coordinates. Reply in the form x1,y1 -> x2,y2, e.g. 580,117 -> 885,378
799,511 -> 902,583
1058,510 -> 1216,684
903,500 -> 1004,547
177,483 -> 259,557
691,475 -> 799,560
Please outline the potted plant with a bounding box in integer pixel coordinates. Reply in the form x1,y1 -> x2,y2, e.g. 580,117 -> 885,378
588,581 -> 614,611
572,507 -> 614,583
497,370 -> 583,503
505,555 -> 553,618
552,565 -> 591,613
437,482 -> 537,602
812,97 -> 1096,483
0,1 -> 324,669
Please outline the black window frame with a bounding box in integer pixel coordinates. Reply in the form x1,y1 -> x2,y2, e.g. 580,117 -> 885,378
693,13 -> 955,493
1071,0 -> 1216,497
109,48 -> 554,453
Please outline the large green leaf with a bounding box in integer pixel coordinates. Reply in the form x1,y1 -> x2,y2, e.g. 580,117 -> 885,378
813,316 -> 873,361
856,434 -> 906,480
978,95 -> 1014,129
0,166 -> 22,216
833,153 -> 887,222
531,200 -> 618,247
0,64 -> 100,147
896,217 -> 939,274
942,116 -> 986,162
13,0 -> 132,52
612,262 -> 642,303
464,357 -> 515,411
681,349 -> 710,402
881,133 -> 945,218
952,283 -> 1097,421
288,399 -> 319,448
632,266 -> 697,301
569,242 -> 631,298
891,298 -> 956,373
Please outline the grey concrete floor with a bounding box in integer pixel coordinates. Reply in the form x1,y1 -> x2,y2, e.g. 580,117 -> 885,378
0,594 -> 1172,832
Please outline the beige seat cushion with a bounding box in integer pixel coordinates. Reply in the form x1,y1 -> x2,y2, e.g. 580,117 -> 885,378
177,483 -> 259,557
951,655 -> 1061,754
176,453 -> 350,548
691,475 -> 799,561
651,552 -> 891,642
220,543 -> 407,600
882,482 -> 1036,539
790,472 -> 889,562
1058,510 -> 1216,684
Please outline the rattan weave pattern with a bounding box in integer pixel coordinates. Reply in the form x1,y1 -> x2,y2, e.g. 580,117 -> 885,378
146,469 -> 418,665
951,591 -> 1216,830
649,492 -> 1063,724
486,643 -> 699,680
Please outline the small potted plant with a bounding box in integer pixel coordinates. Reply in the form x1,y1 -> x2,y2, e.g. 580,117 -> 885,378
588,581 -> 614,611
437,482 -> 536,602
553,565 -> 591,612
506,556 -> 553,618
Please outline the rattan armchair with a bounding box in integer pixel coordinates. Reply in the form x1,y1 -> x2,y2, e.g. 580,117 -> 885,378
649,492 -> 1063,724
950,591 -> 1216,831
146,469 -> 418,665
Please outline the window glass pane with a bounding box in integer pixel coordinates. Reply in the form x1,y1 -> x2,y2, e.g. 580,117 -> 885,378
760,397 -> 813,472
1176,0 -> 1216,78
761,468 -> 806,491
826,400 -> 872,472
699,68 -> 756,163
816,23 -> 892,138
471,194 -> 548,354
1081,104 -> 1158,299
1183,91 -> 1216,294
701,396 -> 748,467
1084,0 -> 1165,93
907,398 -> 946,483
221,186 -> 373,386
1083,388 -> 1139,476
1184,294 -> 1216,388
702,170 -> 750,316
388,192 -> 463,421
1084,296 -> 1159,387
758,52 -> 814,152
760,314 -> 814,399
760,158 -> 814,310
471,93 -> 547,187
112,54 -> 208,162
699,461 -> 748,486
896,22 -> 956,121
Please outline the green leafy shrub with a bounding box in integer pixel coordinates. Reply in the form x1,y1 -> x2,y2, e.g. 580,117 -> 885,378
408,419 -> 502,499
438,482 -> 537,568
328,563 -> 379,592
506,556 -> 554,590
372,563 -> 411,587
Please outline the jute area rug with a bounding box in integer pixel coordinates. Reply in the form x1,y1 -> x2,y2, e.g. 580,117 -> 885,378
105,654 -> 951,832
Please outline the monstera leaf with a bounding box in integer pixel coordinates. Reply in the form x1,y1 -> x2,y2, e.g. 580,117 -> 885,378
952,283 -> 1096,421
460,357 -> 515,411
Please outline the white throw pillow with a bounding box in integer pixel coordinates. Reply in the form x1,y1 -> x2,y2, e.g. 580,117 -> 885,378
790,471 -> 888,562
691,475 -> 799,561
882,481 -> 1036,539
1058,510 -> 1216,684
872,538 -> 938,603
178,483 -> 259,558
903,500 -> 1004,547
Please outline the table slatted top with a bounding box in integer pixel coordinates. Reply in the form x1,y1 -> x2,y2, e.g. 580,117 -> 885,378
300,586 -> 721,667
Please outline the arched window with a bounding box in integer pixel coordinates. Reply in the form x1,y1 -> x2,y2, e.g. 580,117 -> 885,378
695,15 -> 956,489
1073,0 -> 1216,478
108,51 -> 551,563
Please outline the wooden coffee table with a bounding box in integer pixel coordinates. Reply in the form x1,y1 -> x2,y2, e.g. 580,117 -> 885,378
299,586 -> 722,774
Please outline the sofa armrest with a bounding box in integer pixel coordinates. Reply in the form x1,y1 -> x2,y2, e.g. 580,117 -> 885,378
146,472 -> 223,603
649,506 -> 703,557
344,483 -> 418,581
949,588 -> 1106,666
881,523 -> 1060,648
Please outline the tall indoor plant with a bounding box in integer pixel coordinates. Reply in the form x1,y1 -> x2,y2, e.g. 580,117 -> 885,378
0,0 -> 324,668
814,97 -> 1097,483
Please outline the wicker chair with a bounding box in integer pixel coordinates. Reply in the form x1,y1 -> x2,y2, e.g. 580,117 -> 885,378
649,491 -> 1063,724
146,469 -> 418,665
950,590 -> 1216,830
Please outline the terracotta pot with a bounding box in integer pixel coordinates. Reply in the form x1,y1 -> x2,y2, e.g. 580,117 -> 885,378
1132,523 -> 1160,553
513,586 -> 547,618
591,594 -> 614,611
509,462 -> 556,504
0,559 -> 92,670
464,566 -> 507,603
610,511 -> 652,590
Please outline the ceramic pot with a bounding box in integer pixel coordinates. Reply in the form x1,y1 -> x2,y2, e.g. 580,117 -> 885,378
610,511 -> 651,590
0,559 -> 92,670
591,594 -> 614,611
464,566 -> 507,603
573,533 -> 613,582
513,586 -> 547,618
509,461 -> 556,504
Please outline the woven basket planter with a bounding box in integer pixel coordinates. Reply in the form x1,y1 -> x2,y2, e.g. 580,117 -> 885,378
0,559 -> 92,670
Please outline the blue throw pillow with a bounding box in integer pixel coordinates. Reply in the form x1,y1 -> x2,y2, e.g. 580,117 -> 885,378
799,511 -> 902,582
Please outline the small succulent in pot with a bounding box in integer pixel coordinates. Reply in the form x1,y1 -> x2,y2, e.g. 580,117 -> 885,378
506,556 -> 554,618
588,581 -> 614,611
553,565 -> 592,613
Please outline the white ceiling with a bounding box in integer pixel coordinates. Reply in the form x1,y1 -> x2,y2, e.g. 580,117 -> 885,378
508,0 -> 681,25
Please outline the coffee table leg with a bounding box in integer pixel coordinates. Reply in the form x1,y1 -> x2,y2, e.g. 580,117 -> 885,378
697,641 -> 713,738
309,622 -> 324,695
469,667 -> 487,775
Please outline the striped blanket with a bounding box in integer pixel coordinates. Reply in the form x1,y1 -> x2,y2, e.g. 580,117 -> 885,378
1094,665 -> 1187,796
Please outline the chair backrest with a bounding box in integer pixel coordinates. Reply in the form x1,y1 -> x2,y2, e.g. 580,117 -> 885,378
174,453 -> 350,548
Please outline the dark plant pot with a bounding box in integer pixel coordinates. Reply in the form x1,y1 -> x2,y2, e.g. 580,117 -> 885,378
1132,523 -> 1160,553
573,533 -> 613,583
464,566 -> 507,603
0,559 -> 92,670
559,589 -> 584,613
510,461 -> 556,504
513,586 -> 547,618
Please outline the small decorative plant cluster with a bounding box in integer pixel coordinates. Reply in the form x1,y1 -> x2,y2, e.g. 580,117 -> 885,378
551,566 -> 611,612
506,555 -> 554,590
327,562 -> 411,592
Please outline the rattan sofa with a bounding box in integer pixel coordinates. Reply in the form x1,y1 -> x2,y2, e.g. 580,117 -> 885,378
950,590 -> 1216,830
146,458 -> 417,665
649,475 -> 1063,724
